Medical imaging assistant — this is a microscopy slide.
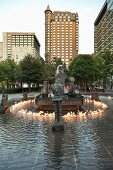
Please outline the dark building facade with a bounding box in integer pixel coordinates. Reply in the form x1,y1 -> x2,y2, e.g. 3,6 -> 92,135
94,0 -> 113,56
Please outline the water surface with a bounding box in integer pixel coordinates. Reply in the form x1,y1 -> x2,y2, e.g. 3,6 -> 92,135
0,95 -> 113,170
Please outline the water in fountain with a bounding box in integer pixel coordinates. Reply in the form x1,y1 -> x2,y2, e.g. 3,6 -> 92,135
1,94 -> 113,170
0,55 -> 112,169
9,97 -> 108,122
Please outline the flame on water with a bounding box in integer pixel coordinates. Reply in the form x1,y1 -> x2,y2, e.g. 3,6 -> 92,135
10,98 -> 108,122
10,99 -> 55,122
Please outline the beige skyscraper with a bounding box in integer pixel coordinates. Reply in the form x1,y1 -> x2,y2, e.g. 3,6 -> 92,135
2,32 -> 40,63
45,5 -> 79,67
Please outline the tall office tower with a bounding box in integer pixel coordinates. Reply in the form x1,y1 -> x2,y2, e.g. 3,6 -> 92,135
94,0 -> 113,56
45,5 -> 79,67
2,32 -> 40,64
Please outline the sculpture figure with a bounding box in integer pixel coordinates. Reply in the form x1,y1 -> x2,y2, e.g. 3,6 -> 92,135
0,93 -> 9,114
52,65 -> 65,97
52,65 -> 65,131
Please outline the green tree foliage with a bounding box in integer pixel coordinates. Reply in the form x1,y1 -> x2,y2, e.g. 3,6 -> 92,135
93,55 -> 105,85
0,59 -> 17,88
0,61 -> 5,82
52,57 -> 63,70
95,51 -> 113,88
43,57 -> 63,83
69,55 -> 95,82
6,59 -> 17,87
42,62 -> 54,82
68,54 -> 95,90
19,54 -> 43,87
101,51 -> 113,78
68,51 -> 113,90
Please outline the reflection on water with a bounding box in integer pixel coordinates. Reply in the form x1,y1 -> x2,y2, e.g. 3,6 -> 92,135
0,95 -> 113,170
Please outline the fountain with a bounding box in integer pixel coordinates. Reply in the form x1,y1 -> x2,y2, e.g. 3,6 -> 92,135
1,65 -> 108,132
9,74 -> 108,128
35,65 -> 84,131
0,90 -> 110,169
35,65 -> 84,114
22,91 -> 28,101
0,92 -> 9,114
0,65 -> 109,170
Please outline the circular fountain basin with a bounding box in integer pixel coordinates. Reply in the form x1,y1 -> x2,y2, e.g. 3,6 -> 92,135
0,95 -> 113,170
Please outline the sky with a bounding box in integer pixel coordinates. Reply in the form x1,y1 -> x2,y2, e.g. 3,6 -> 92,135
0,0 -> 105,58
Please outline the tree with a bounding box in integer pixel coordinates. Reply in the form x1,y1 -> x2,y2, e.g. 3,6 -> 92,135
68,54 -> 95,91
19,54 -> 44,91
53,57 -> 63,69
42,62 -> 54,83
0,61 -> 6,89
42,57 -> 64,84
97,51 -> 113,88
94,55 -> 105,87
6,59 -> 17,88
0,59 -> 17,89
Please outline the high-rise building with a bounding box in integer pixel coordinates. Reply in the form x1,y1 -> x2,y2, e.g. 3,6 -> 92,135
94,0 -> 113,56
2,32 -> 40,63
45,5 -> 79,67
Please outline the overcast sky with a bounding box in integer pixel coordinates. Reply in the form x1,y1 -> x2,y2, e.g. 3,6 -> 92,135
0,0 -> 105,57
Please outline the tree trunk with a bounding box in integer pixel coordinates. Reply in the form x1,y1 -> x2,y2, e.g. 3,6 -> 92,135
28,83 -> 31,92
6,80 -> 9,89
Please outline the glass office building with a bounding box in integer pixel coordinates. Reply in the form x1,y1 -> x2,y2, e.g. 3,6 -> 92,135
94,0 -> 113,56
